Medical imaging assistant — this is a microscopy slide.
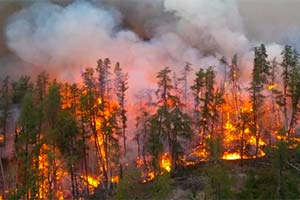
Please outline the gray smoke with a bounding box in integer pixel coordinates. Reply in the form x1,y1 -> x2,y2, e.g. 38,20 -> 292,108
3,0 -> 300,88
3,1 -> 241,83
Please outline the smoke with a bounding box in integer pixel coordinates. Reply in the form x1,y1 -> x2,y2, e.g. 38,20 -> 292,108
164,0 -> 249,56
3,0 -> 300,157
4,0 -> 300,104
4,0 -> 248,81
239,0 -> 300,47
2,0 -> 300,101
4,0 -> 295,81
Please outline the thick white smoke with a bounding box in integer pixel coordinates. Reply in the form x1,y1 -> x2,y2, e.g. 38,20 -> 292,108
4,0 -> 289,91
163,0 -> 249,57
4,0 -> 247,81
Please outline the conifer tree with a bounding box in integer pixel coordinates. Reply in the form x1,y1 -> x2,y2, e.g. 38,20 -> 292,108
114,62 -> 128,155
15,92 -> 39,199
191,68 -> 206,142
0,76 -> 11,143
179,63 -> 192,112
80,67 -> 109,190
249,44 -> 271,158
11,75 -> 33,104
281,45 -> 293,133
149,67 -> 193,170
44,82 -> 62,199
56,110 -> 82,199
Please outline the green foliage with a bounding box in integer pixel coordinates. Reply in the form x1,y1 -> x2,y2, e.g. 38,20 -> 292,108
2,48 -> 300,200
114,62 -> 129,154
35,71 -> 49,102
112,169 -> 171,200
204,163 -> 234,200
45,83 -> 61,128
239,168 -> 277,199
0,76 -> 11,139
191,67 -> 222,134
15,91 -> 40,199
238,166 -> 300,199
191,68 -> 205,119
11,75 -> 33,104
248,44 -> 271,158
206,136 -> 223,161
55,111 -> 78,156
148,114 -> 164,170
147,67 -> 193,170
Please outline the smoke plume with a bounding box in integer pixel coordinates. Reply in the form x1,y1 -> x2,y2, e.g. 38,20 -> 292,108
3,0 -> 300,92
3,1 -> 244,80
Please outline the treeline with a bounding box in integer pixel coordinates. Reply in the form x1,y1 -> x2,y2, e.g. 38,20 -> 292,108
0,44 -> 299,199
134,44 -> 300,168
0,59 -> 128,199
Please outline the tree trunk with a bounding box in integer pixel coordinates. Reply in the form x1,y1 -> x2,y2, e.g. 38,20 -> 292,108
0,156 -> 5,195
240,129 -> 244,167
283,80 -> 289,132
123,125 -> 126,156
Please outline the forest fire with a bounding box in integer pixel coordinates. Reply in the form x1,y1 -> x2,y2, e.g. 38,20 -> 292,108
137,153 -> 172,183
0,1 -> 300,199
86,176 -> 100,188
160,153 -> 172,172
2,50 -> 299,198
222,152 -> 241,160
111,176 -> 120,184
267,84 -> 278,91
37,144 -> 67,200
141,171 -> 155,183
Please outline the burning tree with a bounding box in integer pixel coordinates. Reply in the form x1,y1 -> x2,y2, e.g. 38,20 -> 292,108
14,92 -> 40,199
249,44 -> 271,159
1,43 -> 300,199
114,62 -> 129,155
0,77 -> 11,143
191,67 -> 224,161
135,67 -> 193,181
280,45 -> 300,138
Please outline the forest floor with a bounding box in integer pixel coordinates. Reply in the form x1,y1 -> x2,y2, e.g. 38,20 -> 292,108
91,152 -> 300,200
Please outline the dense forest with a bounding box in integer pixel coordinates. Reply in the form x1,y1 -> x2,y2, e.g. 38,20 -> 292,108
0,44 -> 300,200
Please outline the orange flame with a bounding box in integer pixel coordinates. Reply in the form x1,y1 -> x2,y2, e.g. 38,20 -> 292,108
268,84 -> 277,91
111,176 -> 120,183
160,153 -> 171,172
222,152 -> 241,160
142,172 -> 155,183
86,176 -> 100,187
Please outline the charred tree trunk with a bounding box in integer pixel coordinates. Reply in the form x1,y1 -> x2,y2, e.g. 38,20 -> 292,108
81,122 -> 90,196
0,156 -> 5,194
283,74 -> 289,132
142,122 -> 148,169
240,129 -> 245,167
136,134 -> 140,159
70,166 -> 77,200
122,124 -> 127,156
288,98 -> 299,138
